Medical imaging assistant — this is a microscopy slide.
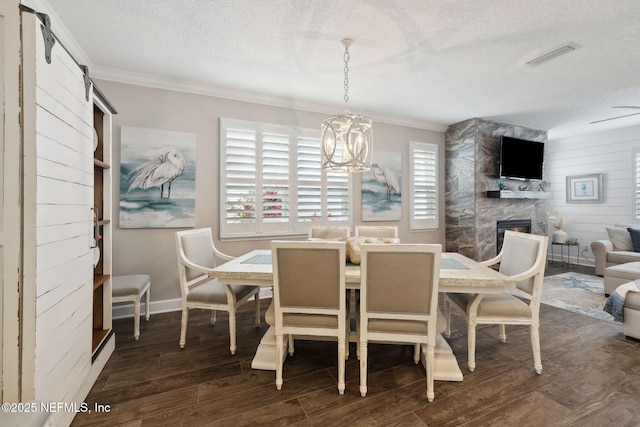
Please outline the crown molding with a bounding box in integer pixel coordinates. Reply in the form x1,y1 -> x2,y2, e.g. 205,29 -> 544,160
24,0 -> 445,134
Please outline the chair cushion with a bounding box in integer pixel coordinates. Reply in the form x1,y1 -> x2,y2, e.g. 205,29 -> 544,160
608,251 -> 640,264
112,274 -> 150,297
187,279 -> 258,304
282,313 -> 338,328
366,309 -> 446,335
447,292 -> 532,318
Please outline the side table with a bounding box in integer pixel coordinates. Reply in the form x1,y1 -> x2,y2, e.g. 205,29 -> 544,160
551,242 -> 579,267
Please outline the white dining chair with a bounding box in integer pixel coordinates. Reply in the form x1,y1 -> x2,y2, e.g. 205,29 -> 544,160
444,230 -> 548,374
175,227 -> 261,354
308,226 -> 351,239
271,240 -> 348,394
358,243 -> 442,401
354,225 -> 399,238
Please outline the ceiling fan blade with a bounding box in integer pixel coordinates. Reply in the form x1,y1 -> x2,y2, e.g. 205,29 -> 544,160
589,112 -> 640,124
612,106 -> 640,109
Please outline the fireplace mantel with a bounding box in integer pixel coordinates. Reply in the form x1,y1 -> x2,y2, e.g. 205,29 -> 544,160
486,190 -> 551,199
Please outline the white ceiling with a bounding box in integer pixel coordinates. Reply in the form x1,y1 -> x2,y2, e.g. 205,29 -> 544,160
39,0 -> 640,140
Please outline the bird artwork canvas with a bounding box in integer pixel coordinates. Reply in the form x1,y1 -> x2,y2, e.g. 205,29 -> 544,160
361,151 -> 402,221
120,126 -> 196,228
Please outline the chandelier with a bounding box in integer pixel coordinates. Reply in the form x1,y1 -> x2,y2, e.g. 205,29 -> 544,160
321,39 -> 373,173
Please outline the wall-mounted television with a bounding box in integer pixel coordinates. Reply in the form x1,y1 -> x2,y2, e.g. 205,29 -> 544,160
499,136 -> 545,181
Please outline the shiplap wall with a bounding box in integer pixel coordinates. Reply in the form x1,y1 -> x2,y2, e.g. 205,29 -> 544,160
22,12 -> 95,417
545,125 -> 640,266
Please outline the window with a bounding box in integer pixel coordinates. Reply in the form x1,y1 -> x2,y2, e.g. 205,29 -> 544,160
409,141 -> 438,229
220,118 -> 351,238
634,148 -> 640,219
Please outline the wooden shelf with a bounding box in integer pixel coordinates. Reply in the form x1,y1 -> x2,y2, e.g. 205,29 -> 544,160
486,190 -> 551,199
94,158 -> 110,169
92,329 -> 110,354
93,273 -> 110,291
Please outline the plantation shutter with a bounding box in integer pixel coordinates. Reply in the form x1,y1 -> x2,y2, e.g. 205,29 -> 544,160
220,119 -> 350,238
295,129 -> 350,232
223,125 -> 258,235
635,149 -> 640,219
410,141 -> 438,229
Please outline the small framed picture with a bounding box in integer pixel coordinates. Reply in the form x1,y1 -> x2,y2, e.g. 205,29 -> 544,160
566,173 -> 603,203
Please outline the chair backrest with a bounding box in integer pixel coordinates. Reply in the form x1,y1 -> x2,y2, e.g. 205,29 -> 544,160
355,226 -> 399,238
498,230 -> 548,300
360,244 -> 441,327
175,228 -> 216,286
271,241 -> 346,320
308,226 -> 351,239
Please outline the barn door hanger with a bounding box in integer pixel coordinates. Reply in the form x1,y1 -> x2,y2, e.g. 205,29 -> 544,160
37,12 -> 56,64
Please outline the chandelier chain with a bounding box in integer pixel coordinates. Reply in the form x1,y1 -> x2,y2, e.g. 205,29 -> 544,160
343,46 -> 350,110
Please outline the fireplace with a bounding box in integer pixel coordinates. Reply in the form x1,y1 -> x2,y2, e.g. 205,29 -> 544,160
496,219 -> 531,254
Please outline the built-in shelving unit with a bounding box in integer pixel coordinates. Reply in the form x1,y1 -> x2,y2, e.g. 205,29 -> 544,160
486,190 -> 551,199
92,96 -> 113,356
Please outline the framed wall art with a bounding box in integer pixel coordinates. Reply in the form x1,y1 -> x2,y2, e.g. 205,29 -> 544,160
566,173 -> 603,203
120,126 -> 197,228
361,151 -> 402,221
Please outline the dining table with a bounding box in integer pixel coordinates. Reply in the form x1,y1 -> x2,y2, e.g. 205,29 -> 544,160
210,249 -> 515,381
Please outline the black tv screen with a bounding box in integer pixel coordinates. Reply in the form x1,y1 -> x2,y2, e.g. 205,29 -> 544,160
499,136 -> 544,181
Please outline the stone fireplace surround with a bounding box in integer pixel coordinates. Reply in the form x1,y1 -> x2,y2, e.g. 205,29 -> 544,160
445,118 -> 548,261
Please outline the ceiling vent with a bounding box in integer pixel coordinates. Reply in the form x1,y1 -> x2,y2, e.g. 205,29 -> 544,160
526,43 -> 579,66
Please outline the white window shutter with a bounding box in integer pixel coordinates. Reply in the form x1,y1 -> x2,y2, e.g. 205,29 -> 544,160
410,141 -> 438,229
220,119 -> 350,239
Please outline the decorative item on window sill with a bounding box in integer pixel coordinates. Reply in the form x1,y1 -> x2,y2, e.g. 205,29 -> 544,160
538,180 -> 551,192
321,38 -> 373,173
548,210 -> 570,243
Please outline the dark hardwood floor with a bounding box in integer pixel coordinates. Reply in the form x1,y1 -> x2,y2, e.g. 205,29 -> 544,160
72,262 -> 640,426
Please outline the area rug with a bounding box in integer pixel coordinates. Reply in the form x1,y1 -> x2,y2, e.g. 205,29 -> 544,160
540,272 -> 615,323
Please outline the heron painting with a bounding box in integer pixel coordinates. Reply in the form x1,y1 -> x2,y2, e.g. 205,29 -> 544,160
119,126 -> 196,228
362,151 -> 402,221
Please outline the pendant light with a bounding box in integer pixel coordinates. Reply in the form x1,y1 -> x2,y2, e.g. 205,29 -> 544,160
321,39 -> 373,172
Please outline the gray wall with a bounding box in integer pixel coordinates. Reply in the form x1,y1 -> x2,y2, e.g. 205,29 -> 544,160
96,80 -> 445,306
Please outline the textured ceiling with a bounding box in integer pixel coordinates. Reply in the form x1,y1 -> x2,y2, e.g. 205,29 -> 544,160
37,0 -> 640,140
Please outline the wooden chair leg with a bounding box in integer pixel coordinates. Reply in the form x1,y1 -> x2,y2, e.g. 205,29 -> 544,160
275,333 -> 284,390
229,310 -> 237,355
425,343 -> 435,402
413,343 -> 420,364
359,341 -> 368,397
288,334 -> 294,356
338,338 -> 346,395
133,296 -> 141,340
145,287 -> 150,321
498,324 -> 506,342
531,325 -> 542,374
180,308 -> 188,348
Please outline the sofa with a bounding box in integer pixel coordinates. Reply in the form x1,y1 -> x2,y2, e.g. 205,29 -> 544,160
591,224 -> 640,276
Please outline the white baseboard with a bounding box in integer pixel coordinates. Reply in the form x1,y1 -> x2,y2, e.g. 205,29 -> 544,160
112,290 -> 273,319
